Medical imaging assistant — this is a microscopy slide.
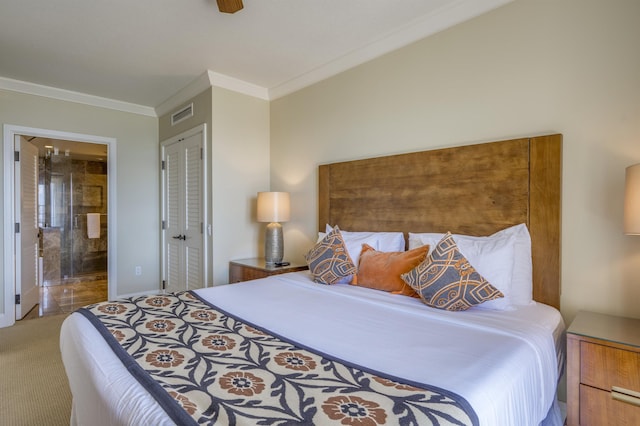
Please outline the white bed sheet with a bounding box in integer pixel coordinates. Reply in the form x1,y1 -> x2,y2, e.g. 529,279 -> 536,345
60,271 -> 565,426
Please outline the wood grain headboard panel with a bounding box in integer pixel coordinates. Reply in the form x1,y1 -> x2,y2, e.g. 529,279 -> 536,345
319,134 -> 562,309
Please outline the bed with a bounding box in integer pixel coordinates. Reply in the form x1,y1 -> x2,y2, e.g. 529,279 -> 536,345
60,134 -> 564,426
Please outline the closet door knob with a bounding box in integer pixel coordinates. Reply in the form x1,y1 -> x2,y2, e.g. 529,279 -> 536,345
172,235 -> 183,240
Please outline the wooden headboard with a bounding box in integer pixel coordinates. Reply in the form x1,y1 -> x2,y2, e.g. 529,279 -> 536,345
318,134 -> 562,309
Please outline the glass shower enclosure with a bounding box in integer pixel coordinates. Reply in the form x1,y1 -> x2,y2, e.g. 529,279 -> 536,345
39,152 -> 108,284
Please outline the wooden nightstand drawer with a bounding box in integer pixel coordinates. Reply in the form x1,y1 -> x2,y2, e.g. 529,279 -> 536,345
581,341 -> 640,392
580,384 -> 640,425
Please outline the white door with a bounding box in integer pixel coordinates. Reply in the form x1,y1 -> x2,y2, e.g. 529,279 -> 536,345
162,128 -> 205,293
15,137 -> 40,319
182,135 -> 204,289
164,140 -> 185,294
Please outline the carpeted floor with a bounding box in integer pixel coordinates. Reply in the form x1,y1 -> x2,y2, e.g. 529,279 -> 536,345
0,314 -> 72,426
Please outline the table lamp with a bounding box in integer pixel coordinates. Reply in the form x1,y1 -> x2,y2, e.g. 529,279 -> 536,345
257,192 -> 290,264
624,164 -> 640,235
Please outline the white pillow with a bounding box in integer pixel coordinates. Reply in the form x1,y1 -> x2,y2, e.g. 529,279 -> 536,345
324,225 -> 405,264
342,234 -> 381,267
408,224 -> 533,307
317,231 -> 378,266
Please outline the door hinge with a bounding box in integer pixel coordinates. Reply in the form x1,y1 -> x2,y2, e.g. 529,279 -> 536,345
15,222 -> 20,233
15,294 -> 21,305
200,147 -> 203,160
201,222 -> 204,234
14,151 -> 20,162
161,160 -> 165,170
162,220 -> 166,230
162,280 -> 166,290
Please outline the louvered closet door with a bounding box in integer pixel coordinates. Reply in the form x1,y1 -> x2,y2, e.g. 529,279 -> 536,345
182,132 -> 203,289
162,130 -> 204,293
164,141 -> 184,294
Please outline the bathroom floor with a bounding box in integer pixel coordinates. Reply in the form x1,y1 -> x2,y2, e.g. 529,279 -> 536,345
22,278 -> 108,320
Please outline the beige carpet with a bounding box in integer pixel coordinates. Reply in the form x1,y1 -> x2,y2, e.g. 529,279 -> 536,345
0,314 -> 72,426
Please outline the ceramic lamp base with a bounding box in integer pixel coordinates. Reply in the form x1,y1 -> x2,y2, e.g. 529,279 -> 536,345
265,222 -> 284,264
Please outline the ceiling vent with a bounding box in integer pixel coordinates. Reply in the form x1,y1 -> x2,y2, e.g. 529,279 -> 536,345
171,103 -> 194,126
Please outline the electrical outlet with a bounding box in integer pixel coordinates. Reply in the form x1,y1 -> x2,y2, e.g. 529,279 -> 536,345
135,266 -> 142,276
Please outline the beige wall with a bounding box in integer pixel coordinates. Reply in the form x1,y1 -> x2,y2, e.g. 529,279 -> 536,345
159,90 -> 213,140
0,81 -> 269,321
159,89 -> 215,285
211,86 -> 270,284
271,0 -> 640,324
0,89 -> 159,317
3,0 -> 638,325
158,86 -> 270,286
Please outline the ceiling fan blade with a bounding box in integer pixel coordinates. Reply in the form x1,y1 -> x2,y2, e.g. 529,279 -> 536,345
217,0 -> 243,14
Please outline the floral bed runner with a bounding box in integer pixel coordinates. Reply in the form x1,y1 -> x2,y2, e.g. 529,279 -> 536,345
78,291 -> 478,425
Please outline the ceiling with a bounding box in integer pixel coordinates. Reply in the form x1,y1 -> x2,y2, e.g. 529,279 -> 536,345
0,0 -> 510,112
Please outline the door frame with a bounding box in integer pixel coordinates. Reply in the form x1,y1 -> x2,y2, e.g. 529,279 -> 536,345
160,123 -> 208,291
1,124 -> 117,328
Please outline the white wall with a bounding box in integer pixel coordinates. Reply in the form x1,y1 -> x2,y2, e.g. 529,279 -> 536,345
0,89 -> 159,319
271,0 -> 640,324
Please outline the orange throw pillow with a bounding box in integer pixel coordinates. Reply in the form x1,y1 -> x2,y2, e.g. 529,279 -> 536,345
352,244 -> 429,296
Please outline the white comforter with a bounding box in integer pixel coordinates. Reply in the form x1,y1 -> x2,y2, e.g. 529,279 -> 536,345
60,271 -> 565,426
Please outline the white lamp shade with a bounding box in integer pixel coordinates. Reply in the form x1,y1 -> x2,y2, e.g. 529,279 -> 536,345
624,163 -> 640,235
257,192 -> 290,223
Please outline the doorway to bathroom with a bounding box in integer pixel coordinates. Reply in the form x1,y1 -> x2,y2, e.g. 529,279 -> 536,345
28,136 -> 109,318
2,125 -> 118,327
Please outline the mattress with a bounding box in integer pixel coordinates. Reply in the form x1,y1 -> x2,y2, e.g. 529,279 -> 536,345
60,271 -> 565,425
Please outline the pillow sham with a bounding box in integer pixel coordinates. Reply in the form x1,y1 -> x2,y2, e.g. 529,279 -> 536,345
305,227 -> 357,285
401,233 -> 504,311
352,244 -> 429,296
340,233 -> 381,268
325,224 -> 405,253
408,223 -> 532,307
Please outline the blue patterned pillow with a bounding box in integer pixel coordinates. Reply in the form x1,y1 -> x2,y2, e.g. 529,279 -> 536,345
401,233 -> 503,311
305,226 -> 357,285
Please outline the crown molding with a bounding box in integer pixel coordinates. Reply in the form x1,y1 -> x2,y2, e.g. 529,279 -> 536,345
0,76 -> 156,116
268,0 -> 512,100
155,70 -> 269,117
208,71 -> 269,101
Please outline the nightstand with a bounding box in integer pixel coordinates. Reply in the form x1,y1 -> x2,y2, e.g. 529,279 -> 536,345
228,258 -> 308,283
567,311 -> 640,425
